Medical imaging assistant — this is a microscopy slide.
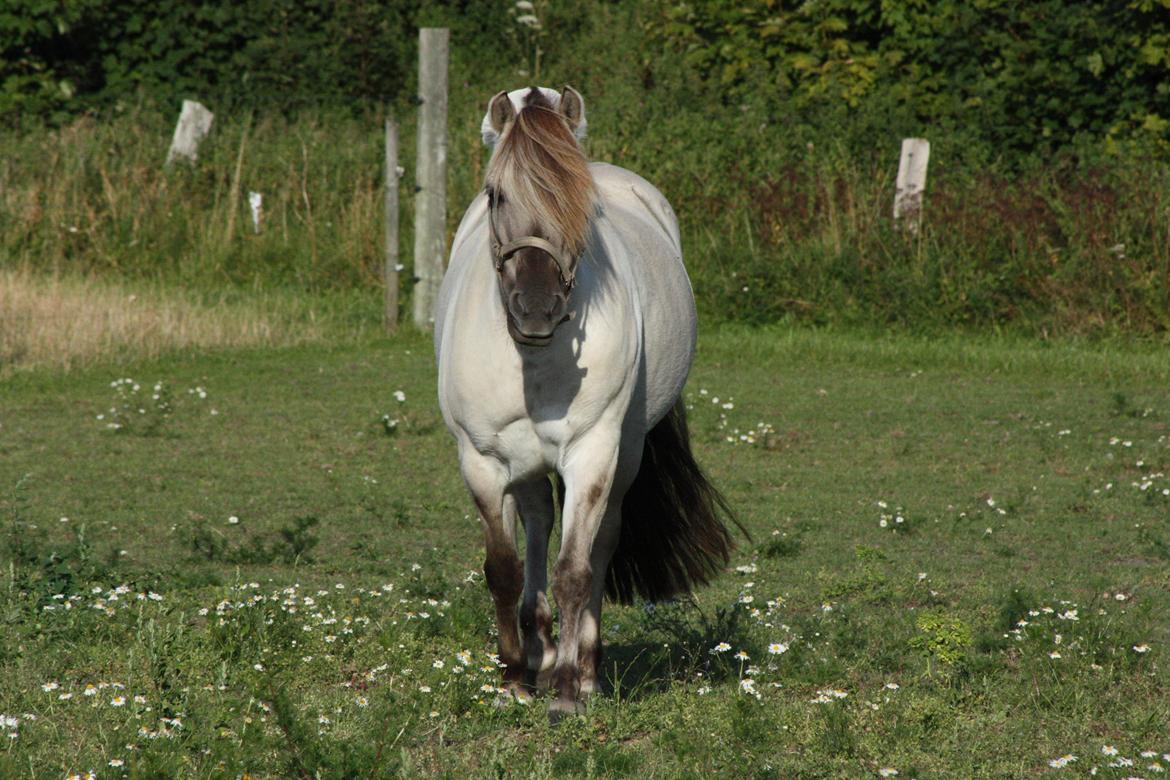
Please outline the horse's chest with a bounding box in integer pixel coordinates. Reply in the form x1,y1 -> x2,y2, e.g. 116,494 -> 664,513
449,359 -> 619,480
484,417 -> 566,478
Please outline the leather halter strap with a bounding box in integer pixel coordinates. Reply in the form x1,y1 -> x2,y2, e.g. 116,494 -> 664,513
487,188 -> 579,289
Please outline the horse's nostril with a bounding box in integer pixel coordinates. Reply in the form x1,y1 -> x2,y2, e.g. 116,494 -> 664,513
545,294 -> 565,318
510,291 -> 529,316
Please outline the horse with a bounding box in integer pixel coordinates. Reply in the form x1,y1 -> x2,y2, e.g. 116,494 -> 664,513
434,85 -> 736,720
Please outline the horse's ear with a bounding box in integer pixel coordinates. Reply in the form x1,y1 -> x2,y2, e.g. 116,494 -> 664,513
558,86 -> 585,133
488,91 -> 515,135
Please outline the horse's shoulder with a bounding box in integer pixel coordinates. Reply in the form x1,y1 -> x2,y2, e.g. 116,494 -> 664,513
448,192 -> 490,266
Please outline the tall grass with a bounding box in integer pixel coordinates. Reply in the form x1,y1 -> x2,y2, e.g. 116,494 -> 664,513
671,149 -> 1170,334
1,43 -> 1168,338
0,110 -> 394,290
0,269 -> 335,373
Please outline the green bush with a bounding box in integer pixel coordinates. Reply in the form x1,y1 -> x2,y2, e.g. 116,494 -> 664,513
0,0 -> 518,123
647,0 -> 1170,158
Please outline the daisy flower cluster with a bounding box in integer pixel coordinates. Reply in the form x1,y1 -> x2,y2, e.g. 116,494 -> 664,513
38,678 -> 169,773
381,389 -> 407,434
1093,433 -> 1169,498
96,377 -> 213,433
687,388 -> 777,448
1048,744 -> 1170,774
875,500 -> 914,533
21,565 -> 558,775
36,584 -> 165,623
689,557 -> 807,703
1000,595 -> 1153,666
1114,433 -> 1169,498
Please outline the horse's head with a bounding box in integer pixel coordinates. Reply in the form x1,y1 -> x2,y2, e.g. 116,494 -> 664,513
484,87 -> 592,347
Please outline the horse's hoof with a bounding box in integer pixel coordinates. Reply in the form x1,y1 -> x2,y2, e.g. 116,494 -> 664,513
547,697 -> 586,724
492,684 -> 532,709
534,667 -> 555,693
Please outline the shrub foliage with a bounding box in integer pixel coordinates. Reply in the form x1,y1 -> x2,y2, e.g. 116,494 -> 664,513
648,0 -> 1170,156
0,0 -> 514,121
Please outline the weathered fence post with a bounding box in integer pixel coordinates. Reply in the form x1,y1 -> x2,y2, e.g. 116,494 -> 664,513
165,100 -> 214,166
894,138 -> 930,233
412,27 -> 449,331
384,117 -> 401,332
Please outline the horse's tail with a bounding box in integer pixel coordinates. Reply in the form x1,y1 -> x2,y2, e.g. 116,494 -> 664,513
604,400 -> 743,604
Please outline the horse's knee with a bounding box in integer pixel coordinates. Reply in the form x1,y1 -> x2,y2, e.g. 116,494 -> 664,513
484,553 -> 523,607
552,559 -> 591,614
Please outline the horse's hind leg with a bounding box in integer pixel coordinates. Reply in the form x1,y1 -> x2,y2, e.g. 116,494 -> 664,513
460,448 -> 527,700
514,479 -> 557,689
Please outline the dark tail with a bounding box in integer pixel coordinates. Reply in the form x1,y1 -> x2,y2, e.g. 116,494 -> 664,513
604,400 -> 744,604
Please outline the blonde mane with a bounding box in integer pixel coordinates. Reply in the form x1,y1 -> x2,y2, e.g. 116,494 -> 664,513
484,100 -> 596,257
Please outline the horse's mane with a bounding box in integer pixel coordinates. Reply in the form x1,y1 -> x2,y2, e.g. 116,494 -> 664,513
484,92 -> 595,257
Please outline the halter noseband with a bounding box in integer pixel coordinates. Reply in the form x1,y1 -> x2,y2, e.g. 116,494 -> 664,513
487,187 -> 579,290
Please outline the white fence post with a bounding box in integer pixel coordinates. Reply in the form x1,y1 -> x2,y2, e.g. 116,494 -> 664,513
166,100 -> 214,166
894,138 -> 930,232
412,28 -> 449,331
248,192 -> 263,234
384,117 -> 401,332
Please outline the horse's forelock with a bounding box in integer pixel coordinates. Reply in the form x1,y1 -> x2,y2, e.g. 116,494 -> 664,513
485,102 -> 595,257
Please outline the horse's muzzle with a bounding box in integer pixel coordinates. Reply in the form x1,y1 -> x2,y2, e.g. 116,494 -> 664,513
506,290 -> 570,346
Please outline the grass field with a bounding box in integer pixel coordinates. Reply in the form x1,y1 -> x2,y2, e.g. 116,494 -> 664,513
2,326 -> 1169,778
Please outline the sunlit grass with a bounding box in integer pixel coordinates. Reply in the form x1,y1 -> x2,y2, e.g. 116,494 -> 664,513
0,269 -> 326,373
1,327 -> 1168,777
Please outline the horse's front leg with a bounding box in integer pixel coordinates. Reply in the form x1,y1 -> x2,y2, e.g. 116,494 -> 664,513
576,440 -> 640,698
548,433 -> 621,720
576,502 -> 621,697
513,479 -> 557,689
459,447 -> 527,700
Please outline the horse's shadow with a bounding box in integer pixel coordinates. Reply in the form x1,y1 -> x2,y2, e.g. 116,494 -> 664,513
597,601 -> 760,701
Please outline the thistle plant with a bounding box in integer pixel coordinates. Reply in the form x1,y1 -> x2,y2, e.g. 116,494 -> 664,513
509,0 -> 548,81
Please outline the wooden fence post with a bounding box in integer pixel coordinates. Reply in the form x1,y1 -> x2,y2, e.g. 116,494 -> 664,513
384,117 -> 400,332
412,27 -> 449,331
894,138 -> 930,233
166,100 -> 214,166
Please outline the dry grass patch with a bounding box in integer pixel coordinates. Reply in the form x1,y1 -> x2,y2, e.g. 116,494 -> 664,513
0,269 -> 323,373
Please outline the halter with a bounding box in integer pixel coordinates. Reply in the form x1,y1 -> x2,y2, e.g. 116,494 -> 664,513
487,186 -> 579,290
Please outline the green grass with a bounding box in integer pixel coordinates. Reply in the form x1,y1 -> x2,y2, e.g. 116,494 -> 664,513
2,326 -> 1169,778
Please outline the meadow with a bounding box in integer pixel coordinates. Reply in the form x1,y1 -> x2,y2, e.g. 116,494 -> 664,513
2,326 -> 1168,778
4,1 -> 1170,775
